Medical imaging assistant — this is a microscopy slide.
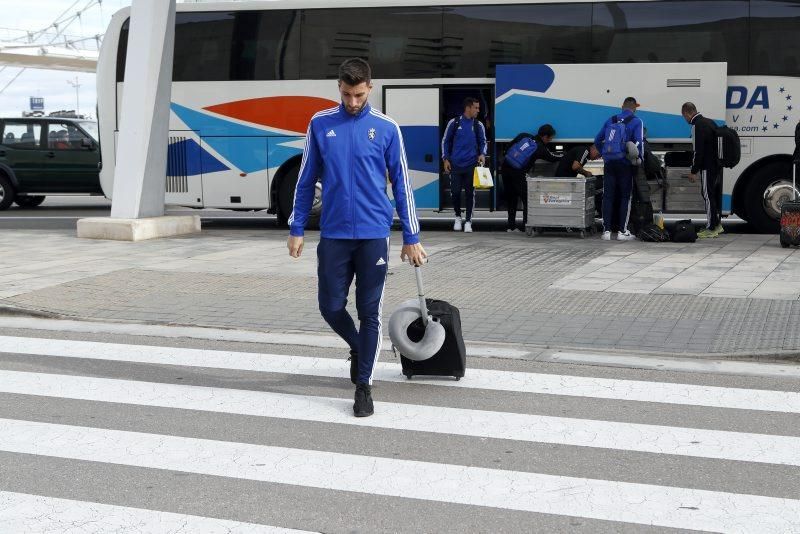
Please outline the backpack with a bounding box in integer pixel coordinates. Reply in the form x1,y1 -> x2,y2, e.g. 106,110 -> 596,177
716,125 -> 741,168
602,115 -> 633,160
672,219 -> 697,243
503,136 -> 538,170
637,223 -> 670,242
447,116 -> 481,158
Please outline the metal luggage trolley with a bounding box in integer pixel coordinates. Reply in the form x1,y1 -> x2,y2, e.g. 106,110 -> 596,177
526,176 -> 597,238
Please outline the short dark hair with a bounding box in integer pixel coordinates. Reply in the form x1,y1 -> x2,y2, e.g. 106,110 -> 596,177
622,97 -> 639,110
537,124 -> 556,138
338,58 -> 371,86
681,102 -> 698,115
463,97 -> 479,110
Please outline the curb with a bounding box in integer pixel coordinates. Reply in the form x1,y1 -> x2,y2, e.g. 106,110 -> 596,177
0,305 -> 59,319
1,307 -> 799,363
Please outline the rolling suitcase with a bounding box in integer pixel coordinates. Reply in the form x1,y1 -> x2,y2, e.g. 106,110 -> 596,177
780,163 -> 800,248
398,267 -> 466,380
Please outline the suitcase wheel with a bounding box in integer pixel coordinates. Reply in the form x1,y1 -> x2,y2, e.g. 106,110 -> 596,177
781,241 -> 790,248
454,376 -> 461,381
404,372 -> 413,380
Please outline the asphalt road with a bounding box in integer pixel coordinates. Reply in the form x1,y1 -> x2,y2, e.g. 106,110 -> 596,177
0,324 -> 799,533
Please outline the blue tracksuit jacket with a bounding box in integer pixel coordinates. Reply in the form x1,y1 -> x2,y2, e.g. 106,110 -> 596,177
441,115 -> 487,171
594,109 -> 644,162
289,103 -> 420,245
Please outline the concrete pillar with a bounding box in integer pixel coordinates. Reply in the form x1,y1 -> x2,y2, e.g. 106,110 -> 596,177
78,0 -> 200,240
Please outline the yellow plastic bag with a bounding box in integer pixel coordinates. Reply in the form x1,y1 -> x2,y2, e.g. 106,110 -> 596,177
473,165 -> 494,190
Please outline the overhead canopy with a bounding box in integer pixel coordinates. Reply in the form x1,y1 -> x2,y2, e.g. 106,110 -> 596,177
0,42 -> 97,73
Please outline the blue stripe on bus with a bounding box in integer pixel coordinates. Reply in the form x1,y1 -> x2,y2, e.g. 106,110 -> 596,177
390,179 -> 438,210
167,138 -> 228,177
171,103 -> 273,137
496,64 -> 555,100
268,137 -> 304,171
399,126 -> 440,174
496,93 -> 708,140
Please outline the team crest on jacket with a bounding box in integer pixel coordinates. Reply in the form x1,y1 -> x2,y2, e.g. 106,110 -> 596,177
368,128 -> 376,141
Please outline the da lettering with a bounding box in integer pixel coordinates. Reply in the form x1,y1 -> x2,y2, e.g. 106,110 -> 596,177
727,86 -> 770,110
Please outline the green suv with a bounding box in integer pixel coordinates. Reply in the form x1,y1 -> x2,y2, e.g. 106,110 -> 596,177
0,117 -> 102,210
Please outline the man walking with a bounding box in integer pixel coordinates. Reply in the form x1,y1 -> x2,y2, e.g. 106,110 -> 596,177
682,102 -> 723,238
288,58 -> 426,418
594,97 -> 644,241
501,124 -> 561,231
441,97 -> 487,233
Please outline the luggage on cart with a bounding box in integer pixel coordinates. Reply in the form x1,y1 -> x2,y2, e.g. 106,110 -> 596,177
526,176 -> 596,238
780,163 -> 800,248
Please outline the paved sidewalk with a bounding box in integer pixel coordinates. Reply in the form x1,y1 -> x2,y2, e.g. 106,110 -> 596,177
2,225 -> 800,358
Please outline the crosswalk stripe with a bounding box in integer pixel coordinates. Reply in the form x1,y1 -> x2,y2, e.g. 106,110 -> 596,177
1,418 -> 799,532
3,369 -> 800,467
1,335 -> 798,413
0,491 -> 310,533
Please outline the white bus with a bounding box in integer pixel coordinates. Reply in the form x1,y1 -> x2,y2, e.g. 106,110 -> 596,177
97,0 -> 800,232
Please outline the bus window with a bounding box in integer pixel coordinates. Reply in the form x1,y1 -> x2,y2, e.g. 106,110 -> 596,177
591,1 -> 749,75
300,7 -> 442,79
117,11 -> 301,82
750,0 -> 800,76
442,3 -> 593,78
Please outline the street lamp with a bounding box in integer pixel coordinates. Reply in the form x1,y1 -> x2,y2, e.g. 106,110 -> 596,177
66,76 -> 81,114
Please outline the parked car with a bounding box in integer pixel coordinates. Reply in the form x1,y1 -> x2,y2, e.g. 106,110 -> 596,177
0,117 -> 102,210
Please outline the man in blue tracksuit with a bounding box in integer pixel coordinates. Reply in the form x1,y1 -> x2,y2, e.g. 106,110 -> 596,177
594,97 -> 644,241
288,58 -> 426,417
441,97 -> 488,232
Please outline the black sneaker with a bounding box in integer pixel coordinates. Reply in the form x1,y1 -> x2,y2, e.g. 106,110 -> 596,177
348,350 -> 358,385
353,384 -> 374,417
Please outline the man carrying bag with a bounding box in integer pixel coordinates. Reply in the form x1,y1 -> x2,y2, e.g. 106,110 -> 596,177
441,97 -> 487,233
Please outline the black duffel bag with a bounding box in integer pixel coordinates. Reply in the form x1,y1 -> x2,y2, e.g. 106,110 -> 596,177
672,219 -> 697,243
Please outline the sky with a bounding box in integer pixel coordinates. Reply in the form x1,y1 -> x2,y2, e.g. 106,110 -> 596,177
0,0 -> 132,117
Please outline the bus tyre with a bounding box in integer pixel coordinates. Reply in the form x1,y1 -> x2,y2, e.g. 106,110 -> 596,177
0,174 -> 14,211
277,165 -> 321,228
744,161 -> 793,234
14,195 -> 46,208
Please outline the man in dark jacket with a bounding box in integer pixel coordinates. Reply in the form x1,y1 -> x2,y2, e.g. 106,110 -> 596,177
501,124 -> 560,231
682,101 -> 723,238
794,120 -> 800,193
554,144 -> 600,177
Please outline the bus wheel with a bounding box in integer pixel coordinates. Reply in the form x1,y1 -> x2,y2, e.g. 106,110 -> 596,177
744,161 -> 794,234
0,174 -> 15,211
277,165 -> 321,228
14,195 -> 46,208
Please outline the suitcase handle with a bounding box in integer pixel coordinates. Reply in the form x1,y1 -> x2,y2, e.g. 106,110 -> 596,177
414,264 -> 430,327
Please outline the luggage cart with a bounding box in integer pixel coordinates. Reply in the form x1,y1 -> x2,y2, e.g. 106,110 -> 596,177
526,176 -> 597,238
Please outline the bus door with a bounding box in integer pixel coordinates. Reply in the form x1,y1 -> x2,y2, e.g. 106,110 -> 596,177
165,131 -> 204,207
440,85 -> 496,211
383,86 -> 441,210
